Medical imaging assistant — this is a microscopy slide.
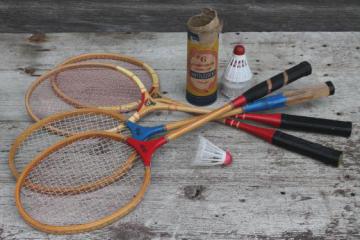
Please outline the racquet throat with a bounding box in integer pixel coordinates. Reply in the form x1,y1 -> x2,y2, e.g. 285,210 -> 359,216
125,121 -> 166,141
126,137 -> 168,166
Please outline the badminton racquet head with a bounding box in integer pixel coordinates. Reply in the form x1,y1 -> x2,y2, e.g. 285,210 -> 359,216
55,53 -> 160,109
25,62 -> 146,121
30,55 -> 209,124
16,131 -> 150,234
58,53 -> 217,118
8,108 -> 129,179
59,53 -> 193,108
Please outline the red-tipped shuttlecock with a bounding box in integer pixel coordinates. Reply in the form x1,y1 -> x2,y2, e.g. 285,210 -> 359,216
192,136 -> 232,167
221,45 -> 253,97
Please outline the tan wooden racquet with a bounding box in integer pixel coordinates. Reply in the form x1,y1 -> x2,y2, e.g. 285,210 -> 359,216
25,62 -> 211,122
54,53 -> 192,111
8,108 -> 128,179
57,53 -> 192,107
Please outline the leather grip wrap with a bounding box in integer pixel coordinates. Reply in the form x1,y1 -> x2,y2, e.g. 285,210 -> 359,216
272,131 -> 342,167
281,114 -> 352,138
242,61 -> 312,103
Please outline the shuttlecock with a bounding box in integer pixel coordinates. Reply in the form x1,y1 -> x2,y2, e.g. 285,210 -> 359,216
221,44 -> 253,97
192,136 -> 232,166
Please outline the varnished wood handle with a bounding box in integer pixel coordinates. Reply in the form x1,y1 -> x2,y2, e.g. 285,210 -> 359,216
232,61 -> 312,107
285,81 -> 334,105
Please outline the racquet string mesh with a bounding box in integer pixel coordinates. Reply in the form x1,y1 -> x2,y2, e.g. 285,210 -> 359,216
20,136 -> 145,226
52,67 -> 142,107
13,111 -> 130,177
28,66 -> 144,120
65,58 -> 154,92
28,75 -> 74,120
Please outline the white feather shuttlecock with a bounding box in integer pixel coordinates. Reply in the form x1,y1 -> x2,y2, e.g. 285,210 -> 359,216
221,44 -> 253,97
192,136 -> 232,166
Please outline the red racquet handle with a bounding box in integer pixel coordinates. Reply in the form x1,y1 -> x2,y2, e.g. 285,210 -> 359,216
233,113 -> 352,138
224,119 -> 342,167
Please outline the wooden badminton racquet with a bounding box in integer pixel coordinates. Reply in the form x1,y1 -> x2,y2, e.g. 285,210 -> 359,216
25,62 -> 211,122
56,53 -> 181,108
29,56 -> 323,135
27,59 -> 310,123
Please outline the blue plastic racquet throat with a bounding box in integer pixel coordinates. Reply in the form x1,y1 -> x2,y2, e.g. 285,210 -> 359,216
125,121 -> 166,141
242,93 -> 287,113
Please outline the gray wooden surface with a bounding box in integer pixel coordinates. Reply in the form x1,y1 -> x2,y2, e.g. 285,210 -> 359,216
0,32 -> 359,239
1,0 -> 360,33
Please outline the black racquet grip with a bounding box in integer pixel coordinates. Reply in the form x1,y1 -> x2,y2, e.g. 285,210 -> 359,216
242,61 -> 312,103
286,61 -> 313,84
272,131 -> 342,167
281,114 -> 352,138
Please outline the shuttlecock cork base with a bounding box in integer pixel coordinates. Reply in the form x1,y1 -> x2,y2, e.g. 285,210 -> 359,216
221,45 -> 253,98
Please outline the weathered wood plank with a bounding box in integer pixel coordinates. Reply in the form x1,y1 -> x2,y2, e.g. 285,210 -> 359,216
1,0 -> 360,33
0,32 -> 359,239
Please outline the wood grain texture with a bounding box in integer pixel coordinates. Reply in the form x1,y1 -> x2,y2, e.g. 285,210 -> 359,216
0,32 -> 359,239
1,0 -> 360,33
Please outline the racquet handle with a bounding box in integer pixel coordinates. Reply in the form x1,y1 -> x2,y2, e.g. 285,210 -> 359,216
241,81 -> 334,112
224,119 -> 342,167
233,113 -> 352,137
166,62 -> 312,141
232,61 -> 312,107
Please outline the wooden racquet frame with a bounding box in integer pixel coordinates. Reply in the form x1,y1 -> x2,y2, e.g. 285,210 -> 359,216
15,131 -> 151,234
25,62 -> 208,122
56,53 -> 186,110
8,108 -> 127,179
